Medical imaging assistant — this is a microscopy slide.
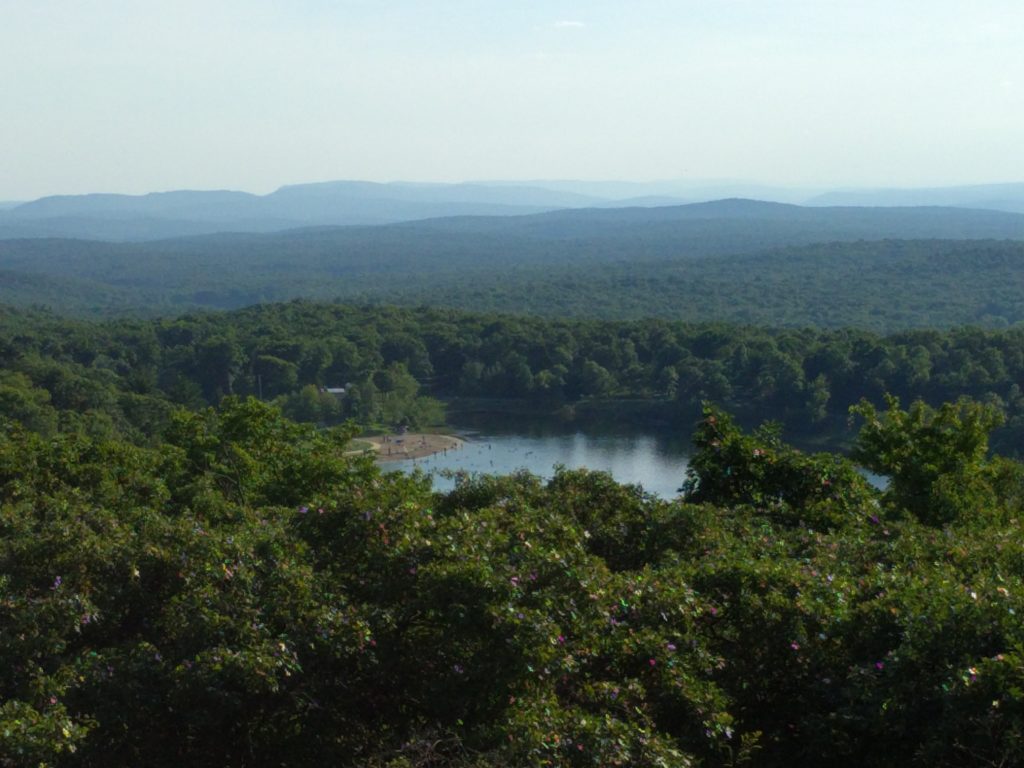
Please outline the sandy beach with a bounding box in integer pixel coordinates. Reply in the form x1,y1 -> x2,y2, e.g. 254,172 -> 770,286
362,432 -> 466,461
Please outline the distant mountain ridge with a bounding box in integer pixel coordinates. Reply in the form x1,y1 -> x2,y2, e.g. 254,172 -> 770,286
399,198 -> 1024,242
4,178 -> 1024,241
0,181 -> 612,241
809,183 -> 1024,213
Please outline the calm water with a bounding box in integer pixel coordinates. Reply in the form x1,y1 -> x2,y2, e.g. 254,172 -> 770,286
380,412 -> 887,497
381,414 -> 692,498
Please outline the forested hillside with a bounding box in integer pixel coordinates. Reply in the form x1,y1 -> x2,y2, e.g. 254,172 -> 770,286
6,234 -> 1024,331
2,202 -> 1024,325
370,240 -> 1024,329
5,301 -> 1024,452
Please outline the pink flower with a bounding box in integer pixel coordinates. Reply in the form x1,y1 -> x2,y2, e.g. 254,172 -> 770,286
649,658 -> 657,667
790,642 -> 800,651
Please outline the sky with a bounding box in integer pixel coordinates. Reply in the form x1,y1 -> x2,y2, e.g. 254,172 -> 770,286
3,0 -> 1024,199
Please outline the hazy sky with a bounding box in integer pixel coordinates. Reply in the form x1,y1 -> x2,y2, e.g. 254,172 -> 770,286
3,0 -> 1023,199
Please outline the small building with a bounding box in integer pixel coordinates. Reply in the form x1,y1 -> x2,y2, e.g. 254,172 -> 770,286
320,383 -> 352,400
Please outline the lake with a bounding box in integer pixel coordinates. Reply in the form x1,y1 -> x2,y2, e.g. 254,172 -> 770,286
381,413 -> 693,498
379,412 -> 887,497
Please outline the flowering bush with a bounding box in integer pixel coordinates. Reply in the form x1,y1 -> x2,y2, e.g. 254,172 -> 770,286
2,398 -> 1024,766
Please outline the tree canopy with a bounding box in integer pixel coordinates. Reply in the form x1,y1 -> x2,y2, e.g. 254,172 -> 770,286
2,395 -> 1024,766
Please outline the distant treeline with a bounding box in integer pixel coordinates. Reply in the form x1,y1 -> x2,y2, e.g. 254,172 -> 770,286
4,301 -> 1024,452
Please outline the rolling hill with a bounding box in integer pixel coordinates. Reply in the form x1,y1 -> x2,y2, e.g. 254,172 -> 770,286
2,200 -> 1024,329
8,177 -> 1024,241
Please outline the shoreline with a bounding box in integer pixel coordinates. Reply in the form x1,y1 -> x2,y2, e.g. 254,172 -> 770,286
362,432 -> 466,462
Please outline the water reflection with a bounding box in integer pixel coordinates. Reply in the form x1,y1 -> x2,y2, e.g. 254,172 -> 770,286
380,412 -> 886,497
383,419 -> 691,499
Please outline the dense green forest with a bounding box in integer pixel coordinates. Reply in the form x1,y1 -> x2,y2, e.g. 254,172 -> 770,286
2,237 -> 1022,330
4,300 -> 1024,451
4,391 -> 1024,766
5,293 -> 1024,765
2,203 -> 1024,330
378,240 -> 1024,330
